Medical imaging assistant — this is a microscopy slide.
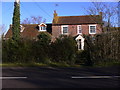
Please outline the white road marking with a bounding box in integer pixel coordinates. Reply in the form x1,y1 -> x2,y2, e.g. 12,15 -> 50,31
0,77 -> 27,79
71,76 -> 120,79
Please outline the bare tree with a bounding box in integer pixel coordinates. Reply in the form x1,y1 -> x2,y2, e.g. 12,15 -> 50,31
0,24 -> 6,35
21,16 -> 46,24
83,2 -> 119,63
22,18 -> 31,24
84,2 -> 118,29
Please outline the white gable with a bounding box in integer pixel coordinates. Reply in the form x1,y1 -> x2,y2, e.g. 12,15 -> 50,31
38,23 -> 47,27
75,34 -> 84,41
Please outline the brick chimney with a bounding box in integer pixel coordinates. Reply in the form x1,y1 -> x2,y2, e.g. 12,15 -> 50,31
54,10 -> 58,18
99,12 -> 103,22
99,12 -> 102,17
53,10 -> 58,24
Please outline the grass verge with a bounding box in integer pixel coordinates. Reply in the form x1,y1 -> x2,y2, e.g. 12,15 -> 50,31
1,61 -> 120,67
0,63 -> 47,67
1,62 -> 81,67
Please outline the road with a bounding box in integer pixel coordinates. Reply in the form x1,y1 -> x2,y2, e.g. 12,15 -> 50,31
2,66 -> 120,88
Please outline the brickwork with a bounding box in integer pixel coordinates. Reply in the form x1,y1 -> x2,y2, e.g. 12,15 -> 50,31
52,24 -> 102,39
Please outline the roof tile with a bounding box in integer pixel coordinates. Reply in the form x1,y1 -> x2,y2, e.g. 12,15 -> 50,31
53,15 -> 102,25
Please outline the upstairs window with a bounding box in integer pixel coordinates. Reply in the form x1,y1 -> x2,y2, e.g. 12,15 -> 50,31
77,25 -> 82,34
40,26 -> 46,31
61,25 -> 68,34
38,23 -> 47,32
89,25 -> 96,34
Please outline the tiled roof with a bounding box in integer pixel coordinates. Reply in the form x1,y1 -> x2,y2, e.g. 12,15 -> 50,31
5,24 -> 52,39
53,15 -> 102,25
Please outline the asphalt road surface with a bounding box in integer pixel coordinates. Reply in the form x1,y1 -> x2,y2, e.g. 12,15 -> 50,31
2,66 -> 120,88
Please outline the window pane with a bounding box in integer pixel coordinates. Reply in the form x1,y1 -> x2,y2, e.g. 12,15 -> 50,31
41,26 -> 46,30
78,26 -> 82,34
63,27 -> 68,33
41,27 -> 42,30
43,26 -> 46,30
79,26 -> 82,33
90,26 -> 95,33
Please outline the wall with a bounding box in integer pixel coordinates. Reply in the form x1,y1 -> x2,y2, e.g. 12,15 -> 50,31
52,24 -> 102,40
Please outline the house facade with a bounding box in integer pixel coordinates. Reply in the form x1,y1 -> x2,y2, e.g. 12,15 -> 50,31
52,11 -> 103,50
5,11 -> 103,50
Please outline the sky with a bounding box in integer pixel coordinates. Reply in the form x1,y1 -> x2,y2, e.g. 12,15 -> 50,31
1,0 -> 119,34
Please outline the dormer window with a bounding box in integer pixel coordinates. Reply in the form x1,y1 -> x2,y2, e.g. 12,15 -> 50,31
40,26 -> 46,31
38,23 -> 47,32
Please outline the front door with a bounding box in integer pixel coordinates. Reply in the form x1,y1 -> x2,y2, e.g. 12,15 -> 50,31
77,39 -> 81,50
75,35 -> 85,50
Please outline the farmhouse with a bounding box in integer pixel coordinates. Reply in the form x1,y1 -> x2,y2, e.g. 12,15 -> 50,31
52,11 -> 103,50
5,11 -> 103,50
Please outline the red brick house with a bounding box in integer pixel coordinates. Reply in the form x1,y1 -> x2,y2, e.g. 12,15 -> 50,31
5,11 -> 103,50
52,11 -> 103,50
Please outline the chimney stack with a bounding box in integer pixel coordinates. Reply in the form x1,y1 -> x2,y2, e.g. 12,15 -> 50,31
54,10 -> 58,18
99,12 -> 103,22
99,12 -> 102,16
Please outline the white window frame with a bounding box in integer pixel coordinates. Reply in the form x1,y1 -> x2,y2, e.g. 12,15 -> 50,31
77,25 -> 82,34
89,25 -> 96,34
61,25 -> 68,34
38,23 -> 47,32
40,26 -> 46,31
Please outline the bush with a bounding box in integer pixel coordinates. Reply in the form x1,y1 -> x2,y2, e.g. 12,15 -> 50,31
4,30 -> 120,67
75,35 -> 95,66
50,35 -> 77,65
82,29 -> 120,66
2,38 -> 34,63
37,32 -> 51,45
32,32 -> 51,64
76,50 -> 93,66
76,50 -> 86,65
2,32 -> 52,64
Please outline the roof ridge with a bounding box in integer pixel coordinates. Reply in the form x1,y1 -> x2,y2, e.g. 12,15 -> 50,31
21,24 -> 39,25
58,15 -> 99,18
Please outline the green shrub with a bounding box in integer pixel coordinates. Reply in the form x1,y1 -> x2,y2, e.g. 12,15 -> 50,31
76,50 -> 86,64
37,32 -> 51,45
2,38 -> 34,63
32,32 -> 51,64
76,50 -> 93,66
3,29 -> 119,67
50,35 -> 77,65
